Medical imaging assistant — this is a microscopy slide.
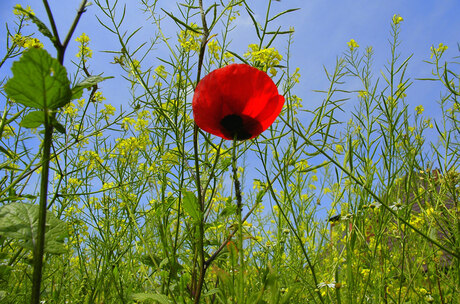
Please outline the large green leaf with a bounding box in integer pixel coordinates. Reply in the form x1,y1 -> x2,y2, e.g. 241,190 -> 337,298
19,110 -> 45,128
4,48 -> 71,110
0,203 -> 67,254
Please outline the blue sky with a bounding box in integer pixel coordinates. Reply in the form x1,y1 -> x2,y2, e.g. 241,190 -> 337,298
1,0 -> 458,120
1,0 -> 458,108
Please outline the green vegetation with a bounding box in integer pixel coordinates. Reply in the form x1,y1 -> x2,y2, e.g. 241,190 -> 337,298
0,1 -> 458,303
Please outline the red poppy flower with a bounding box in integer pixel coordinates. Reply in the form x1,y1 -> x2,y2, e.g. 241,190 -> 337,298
192,64 -> 284,140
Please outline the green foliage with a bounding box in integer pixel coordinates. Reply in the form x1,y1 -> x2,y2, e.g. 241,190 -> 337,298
0,203 -> 67,254
5,48 -> 71,110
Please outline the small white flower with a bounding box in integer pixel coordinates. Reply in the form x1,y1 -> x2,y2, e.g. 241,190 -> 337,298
390,199 -> 403,211
317,281 -> 336,289
369,201 -> 381,209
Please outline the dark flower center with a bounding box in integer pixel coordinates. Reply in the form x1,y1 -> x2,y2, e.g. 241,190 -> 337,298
220,114 -> 262,140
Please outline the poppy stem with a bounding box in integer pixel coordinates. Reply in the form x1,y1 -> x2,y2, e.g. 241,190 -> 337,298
231,137 -> 244,302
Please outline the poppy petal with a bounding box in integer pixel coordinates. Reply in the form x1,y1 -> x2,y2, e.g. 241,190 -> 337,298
192,63 -> 284,140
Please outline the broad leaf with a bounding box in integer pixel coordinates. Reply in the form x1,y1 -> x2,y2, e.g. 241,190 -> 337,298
0,203 -> 67,254
5,48 -> 71,110
20,111 -> 45,128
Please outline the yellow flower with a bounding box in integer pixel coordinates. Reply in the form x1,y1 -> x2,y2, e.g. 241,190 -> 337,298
75,33 -> 92,62
392,14 -> 403,25
100,104 -> 116,116
207,39 -> 221,61
358,90 -> 368,98
292,67 -> 301,83
415,105 -> 424,115
93,91 -> 106,103
244,44 -> 282,73
1,125 -> 15,139
63,102 -> 78,117
13,4 -> 34,17
430,43 -> 448,58
178,23 -> 201,52
397,83 -> 407,98
347,39 -> 359,51
12,34 -> 43,48
335,144 -> 344,154
75,33 -> 90,44
154,65 -> 168,79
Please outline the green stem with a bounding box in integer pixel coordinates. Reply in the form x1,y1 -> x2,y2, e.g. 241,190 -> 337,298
193,125 -> 206,304
192,1 -> 210,302
231,139 -> 244,303
31,113 -> 53,304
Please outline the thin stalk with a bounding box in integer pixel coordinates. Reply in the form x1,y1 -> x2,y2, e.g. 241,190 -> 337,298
193,125 -> 206,304
192,1 -> 210,302
232,138 -> 244,303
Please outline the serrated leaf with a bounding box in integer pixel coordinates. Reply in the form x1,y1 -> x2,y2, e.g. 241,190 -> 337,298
0,203 -> 67,254
5,48 -> 71,110
20,111 -> 45,128
71,75 -> 113,100
131,293 -> 171,303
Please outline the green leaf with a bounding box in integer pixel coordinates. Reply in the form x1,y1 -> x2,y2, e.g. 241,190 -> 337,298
52,119 -> 65,134
131,293 -> 171,303
19,111 -> 45,128
0,203 -> 68,254
4,48 -> 71,110
161,8 -> 202,34
71,75 -> 113,100
19,111 -> 65,133
181,190 -> 201,223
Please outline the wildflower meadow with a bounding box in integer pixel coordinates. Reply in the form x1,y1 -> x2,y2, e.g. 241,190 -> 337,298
0,0 -> 458,303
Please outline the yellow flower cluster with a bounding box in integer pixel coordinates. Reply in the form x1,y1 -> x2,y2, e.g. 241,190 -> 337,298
430,43 -> 448,59
396,83 -> 407,99
415,105 -> 424,115
79,150 -> 103,170
358,90 -> 368,98
392,14 -> 403,25
92,91 -> 106,103
110,131 -> 151,160
244,44 -> 282,76
347,39 -> 359,51
207,39 -> 221,63
154,65 -> 168,79
178,23 -> 201,52
75,33 -> 92,62
1,124 -> 15,139
63,101 -> 78,117
13,4 -> 35,17
12,34 -> 43,49
100,104 -> 116,116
